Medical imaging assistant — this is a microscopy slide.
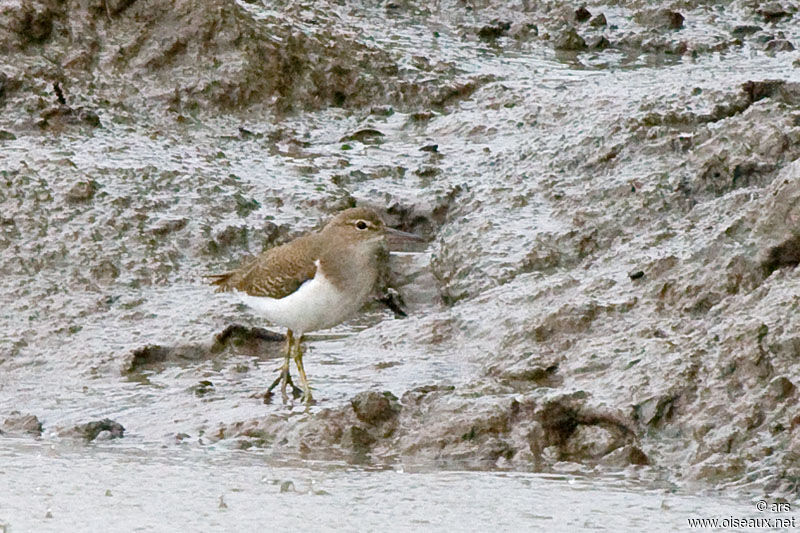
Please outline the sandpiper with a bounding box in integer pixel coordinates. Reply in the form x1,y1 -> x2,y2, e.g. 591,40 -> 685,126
208,207 -> 421,405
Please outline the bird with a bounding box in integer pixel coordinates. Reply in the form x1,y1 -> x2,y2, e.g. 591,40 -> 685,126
207,207 -> 421,406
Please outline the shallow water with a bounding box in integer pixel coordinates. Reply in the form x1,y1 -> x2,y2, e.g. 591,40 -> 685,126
0,438 -> 768,533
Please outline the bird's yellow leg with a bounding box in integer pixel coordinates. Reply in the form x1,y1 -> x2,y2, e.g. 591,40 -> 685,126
279,330 -> 293,400
266,330 -> 302,400
293,335 -> 313,406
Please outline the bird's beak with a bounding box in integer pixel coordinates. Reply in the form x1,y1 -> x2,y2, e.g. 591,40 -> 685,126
385,226 -> 426,251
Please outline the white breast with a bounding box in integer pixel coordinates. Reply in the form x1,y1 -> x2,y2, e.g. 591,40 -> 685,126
234,261 -> 369,335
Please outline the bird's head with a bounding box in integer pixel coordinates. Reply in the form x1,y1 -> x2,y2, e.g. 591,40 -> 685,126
323,207 -> 423,250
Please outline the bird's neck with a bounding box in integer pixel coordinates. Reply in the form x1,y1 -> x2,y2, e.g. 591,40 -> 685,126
317,238 -> 382,294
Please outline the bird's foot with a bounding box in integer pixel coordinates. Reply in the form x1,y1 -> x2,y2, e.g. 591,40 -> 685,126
262,369 -> 303,403
301,389 -> 314,407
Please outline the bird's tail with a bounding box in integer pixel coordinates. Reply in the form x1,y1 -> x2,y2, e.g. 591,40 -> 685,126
204,272 -> 235,292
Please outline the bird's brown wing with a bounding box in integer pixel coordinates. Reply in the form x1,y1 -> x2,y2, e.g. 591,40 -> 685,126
207,235 -> 318,299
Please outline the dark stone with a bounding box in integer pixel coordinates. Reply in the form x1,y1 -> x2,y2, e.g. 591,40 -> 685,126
587,35 -> 611,50
414,166 -> 440,178
105,0 -> 137,16
340,128 -> 385,144
478,20 -> 511,41
76,108 -> 101,127
79,419 -> 125,442
192,380 -> 215,397
420,144 -> 438,153
66,180 -> 97,202
522,23 -> 539,38
233,195 -> 260,217
628,446 -> 650,465
635,396 -> 675,426
731,25 -> 763,38
149,217 -> 188,236
16,3 -> 55,43
553,27 -> 587,51
404,384 -> 455,398
761,234 -> 800,277
370,106 -> 394,116
589,13 -> 607,27
237,127 -> 257,139
634,9 -> 684,30
574,6 -> 591,23
765,39 -> 795,52
39,105 -> 101,129
213,224 -> 248,249
350,391 -> 399,425
124,344 -> 171,372
500,364 -> 560,388
755,32 -> 777,45
538,401 -> 579,444
410,111 -> 433,122
768,376 -> 795,400
757,2 -> 795,23
377,287 -> 408,318
731,161 -> 775,189
3,413 -> 43,437
211,324 -> 283,353
665,10 -> 685,30
53,81 -> 66,105
742,79 -> 786,103
348,426 -> 376,449
628,270 -> 645,280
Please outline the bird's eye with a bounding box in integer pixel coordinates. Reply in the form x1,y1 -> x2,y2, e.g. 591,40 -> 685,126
356,220 -> 368,230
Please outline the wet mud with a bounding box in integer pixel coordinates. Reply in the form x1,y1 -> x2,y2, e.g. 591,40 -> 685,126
2,0 -> 800,513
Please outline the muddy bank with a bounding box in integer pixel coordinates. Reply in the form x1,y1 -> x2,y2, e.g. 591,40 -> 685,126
2,0 -> 800,504
0,0 -> 483,119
